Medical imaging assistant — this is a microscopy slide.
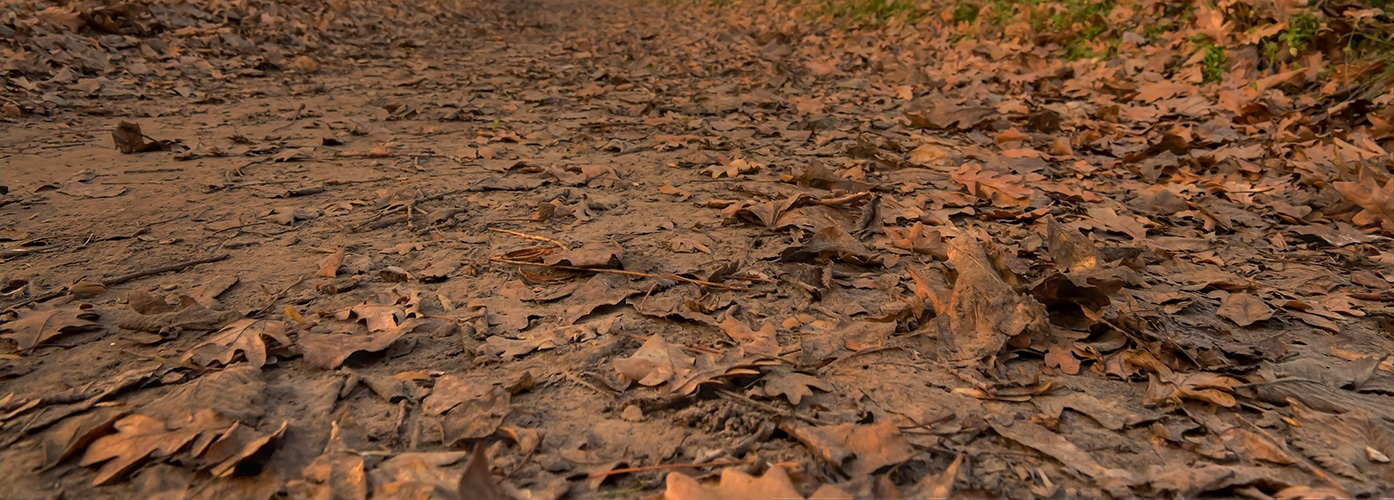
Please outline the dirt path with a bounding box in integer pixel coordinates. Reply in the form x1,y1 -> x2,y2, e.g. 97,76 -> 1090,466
3,0 -> 1393,498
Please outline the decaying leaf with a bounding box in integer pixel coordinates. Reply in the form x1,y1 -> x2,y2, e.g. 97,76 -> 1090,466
79,411 -> 225,485
285,421 -> 367,500
753,365 -> 831,405
780,420 -> 914,477
1,301 -> 102,350
1216,292 -> 1274,327
664,465 -> 849,500
937,234 -> 1047,362
543,242 -> 624,268
613,334 -> 682,387
298,322 -> 414,369
456,444 -> 508,500
441,387 -> 512,445
717,315 -> 778,356
183,319 -> 290,368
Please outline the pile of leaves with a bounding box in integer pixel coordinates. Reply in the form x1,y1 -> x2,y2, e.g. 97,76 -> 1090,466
790,0 -> 1394,130
0,0 -> 474,115
2,0 -> 1393,498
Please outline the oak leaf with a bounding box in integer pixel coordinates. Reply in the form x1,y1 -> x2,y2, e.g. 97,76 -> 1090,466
79,411 -> 226,485
1,301 -> 101,350
184,319 -> 291,368
753,366 -> 831,405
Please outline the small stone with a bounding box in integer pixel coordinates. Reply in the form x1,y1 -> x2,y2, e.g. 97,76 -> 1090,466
620,405 -> 643,422
1369,446 -> 1391,463
539,455 -> 571,473
2,103 -> 22,118
160,283 -> 177,291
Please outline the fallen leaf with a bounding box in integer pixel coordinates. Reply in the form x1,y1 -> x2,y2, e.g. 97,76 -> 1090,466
779,225 -> 879,265
203,420 -> 288,478
285,421 -> 367,500
318,249 -> 346,278
1332,167 -> 1394,231
912,453 -> 964,499
670,236 -> 712,254
937,234 -> 1047,362
754,365 -> 831,405
298,323 -> 413,369
1,301 -> 102,350
718,315 -> 778,356
79,412 -> 225,485
456,444 -> 508,500
40,406 -> 127,470
441,387 -> 512,445
543,242 -> 624,268
1217,292 -> 1274,327
663,466 -> 802,500
613,334 -> 680,387
184,319 -> 290,368
370,451 -> 470,499
781,420 -> 914,476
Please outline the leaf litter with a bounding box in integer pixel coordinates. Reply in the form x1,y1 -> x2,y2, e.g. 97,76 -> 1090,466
2,0 -> 1394,497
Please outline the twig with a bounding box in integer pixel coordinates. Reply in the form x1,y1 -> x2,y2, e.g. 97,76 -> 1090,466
1234,414 -> 1349,495
487,227 -> 567,251
562,370 -> 613,397
253,275 -> 305,317
716,388 -> 829,425
587,458 -> 751,479
818,346 -> 911,374
104,254 -> 231,287
4,254 -> 231,312
490,258 -> 746,291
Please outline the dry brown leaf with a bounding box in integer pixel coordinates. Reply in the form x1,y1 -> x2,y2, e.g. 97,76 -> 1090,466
456,444 -> 508,500
1217,292 -> 1274,327
1,301 -> 102,351
79,412 -> 224,485
441,387 -> 512,445
663,466 -> 803,500
543,241 -> 624,268
754,365 -> 831,405
318,248 -> 346,278
298,322 -> 413,369
203,420 -> 288,478
1332,167 -> 1394,231
951,164 -> 1032,207
184,319 -> 290,368
613,334 -> 679,387
717,315 -> 778,356
285,421 -> 367,500
40,406 -> 127,470
939,234 -> 1047,362
781,420 -> 914,476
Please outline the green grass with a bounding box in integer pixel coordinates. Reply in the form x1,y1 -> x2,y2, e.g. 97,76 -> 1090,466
1283,12 -> 1321,56
1201,44 -> 1225,84
807,0 -> 921,25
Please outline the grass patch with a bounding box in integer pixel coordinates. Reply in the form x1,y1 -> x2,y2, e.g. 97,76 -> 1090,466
1201,44 -> 1225,84
1283,12 -> 1321,55
806,0 -> 922,25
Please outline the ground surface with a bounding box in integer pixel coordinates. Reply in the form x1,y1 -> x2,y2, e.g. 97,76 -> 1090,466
2,0 -> 1394,499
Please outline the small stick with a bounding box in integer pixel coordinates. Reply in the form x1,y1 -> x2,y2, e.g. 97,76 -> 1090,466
490,258 -> 745,291
5,254 -> 231,312
716,388 -> 829,425
124,167 -> 184,174
1235,414 -> 1348,494
487,227 -> 567,251
587,458 -> 750,478
104,254 -> 231,287
253,275 -> 305,317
